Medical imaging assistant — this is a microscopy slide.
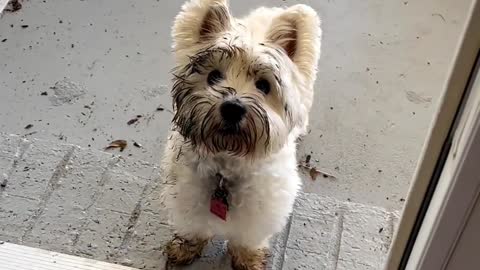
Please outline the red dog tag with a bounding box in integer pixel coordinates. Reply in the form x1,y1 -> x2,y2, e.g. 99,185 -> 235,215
210,198 -> 228,221
210,174 -> 229,221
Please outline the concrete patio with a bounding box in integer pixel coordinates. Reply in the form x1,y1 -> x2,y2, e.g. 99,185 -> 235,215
0,0 -> 473,269
0,134 -> 399,269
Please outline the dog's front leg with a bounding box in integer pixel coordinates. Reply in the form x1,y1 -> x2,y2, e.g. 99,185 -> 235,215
228,242 -> 269,270
165,234 -> 210,265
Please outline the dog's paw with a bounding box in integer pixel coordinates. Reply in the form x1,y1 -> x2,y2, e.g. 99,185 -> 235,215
228,244 -> 268,270
164,235 -> 208,265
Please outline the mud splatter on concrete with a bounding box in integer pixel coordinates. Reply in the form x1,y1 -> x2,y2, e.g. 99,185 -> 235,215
405,90 -> 432,104
49,78 -> 86,106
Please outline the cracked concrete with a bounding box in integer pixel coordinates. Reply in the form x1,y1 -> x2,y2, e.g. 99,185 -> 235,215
0,134 -> 399,269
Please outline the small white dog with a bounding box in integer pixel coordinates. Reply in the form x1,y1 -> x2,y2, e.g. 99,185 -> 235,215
161,0 -> 321,269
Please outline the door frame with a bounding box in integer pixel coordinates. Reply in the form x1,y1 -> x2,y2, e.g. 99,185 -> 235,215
406,49 -> 480,270
385,0 -> 480,268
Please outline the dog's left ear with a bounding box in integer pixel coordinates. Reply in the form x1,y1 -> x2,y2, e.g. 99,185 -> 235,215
172,0 -> 232,52
266,5 -> 321,82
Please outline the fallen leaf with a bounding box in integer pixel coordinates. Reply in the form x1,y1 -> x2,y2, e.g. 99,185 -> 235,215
105,140 -> 127,152
24,124 -> 33,129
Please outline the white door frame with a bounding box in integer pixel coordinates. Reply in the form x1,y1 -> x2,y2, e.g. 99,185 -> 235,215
385,0 -> 480,268
406,50 -> 480,270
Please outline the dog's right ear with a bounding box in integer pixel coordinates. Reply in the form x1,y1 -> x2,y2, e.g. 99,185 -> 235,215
172,0 -> 232,52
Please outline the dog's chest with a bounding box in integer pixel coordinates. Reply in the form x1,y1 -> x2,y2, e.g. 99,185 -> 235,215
184,157 -> 249,220
193,156 -> 251,192
170,146 -> 301,232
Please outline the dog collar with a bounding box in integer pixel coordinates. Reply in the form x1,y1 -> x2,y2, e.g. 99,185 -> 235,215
210,173 -> 229,221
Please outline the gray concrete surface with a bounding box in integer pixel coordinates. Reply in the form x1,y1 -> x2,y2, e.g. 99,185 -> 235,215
0,0 -> 473,211
0,134 -> 399,269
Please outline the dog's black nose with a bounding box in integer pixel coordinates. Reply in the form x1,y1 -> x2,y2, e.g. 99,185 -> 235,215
220,100 -> 246,123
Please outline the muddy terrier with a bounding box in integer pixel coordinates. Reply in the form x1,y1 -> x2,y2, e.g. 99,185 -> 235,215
161,0 -> 321,269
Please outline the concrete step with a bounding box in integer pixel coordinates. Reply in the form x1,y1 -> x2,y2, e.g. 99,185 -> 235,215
0,134 -> 399,269
0,242 -> 137,270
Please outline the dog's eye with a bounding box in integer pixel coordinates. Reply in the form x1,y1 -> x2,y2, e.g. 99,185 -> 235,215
255,79 -> 270,95
207,70 -> 223,85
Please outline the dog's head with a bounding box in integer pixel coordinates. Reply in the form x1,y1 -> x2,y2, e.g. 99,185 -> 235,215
171,0 -> 321,158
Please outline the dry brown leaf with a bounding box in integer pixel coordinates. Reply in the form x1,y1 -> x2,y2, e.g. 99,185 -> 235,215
105,140 -> 127,152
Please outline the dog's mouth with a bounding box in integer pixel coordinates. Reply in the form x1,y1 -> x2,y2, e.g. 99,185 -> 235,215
219,122 -> 242,135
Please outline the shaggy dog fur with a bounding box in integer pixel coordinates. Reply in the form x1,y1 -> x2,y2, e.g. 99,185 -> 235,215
161,0 -> 321,268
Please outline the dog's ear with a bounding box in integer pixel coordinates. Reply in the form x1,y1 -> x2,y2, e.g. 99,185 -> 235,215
266,5 -> 321,81
172,0 -> 232,51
